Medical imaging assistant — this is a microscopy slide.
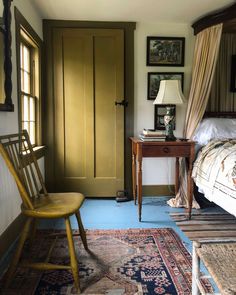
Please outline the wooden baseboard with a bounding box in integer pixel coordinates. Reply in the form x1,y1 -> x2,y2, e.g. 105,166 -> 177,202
142,185 -> 175,196
85,185 -> 175,198
0,214 -> 25,261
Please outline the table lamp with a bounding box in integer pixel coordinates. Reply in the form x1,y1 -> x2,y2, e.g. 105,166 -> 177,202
153,80 -> 185,141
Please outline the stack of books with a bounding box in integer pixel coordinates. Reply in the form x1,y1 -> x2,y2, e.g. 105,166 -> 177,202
139,129 -> 166,141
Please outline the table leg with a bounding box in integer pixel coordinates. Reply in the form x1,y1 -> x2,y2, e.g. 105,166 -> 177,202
137,156 -> 142,222
175,157 -> 179,195
132,144 -> 137,204
192,241 -> 200,295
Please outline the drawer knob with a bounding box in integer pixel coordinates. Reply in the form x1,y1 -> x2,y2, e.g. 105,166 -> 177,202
163,147 -> 169,153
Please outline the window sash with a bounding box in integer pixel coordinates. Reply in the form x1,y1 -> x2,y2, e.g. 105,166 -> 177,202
20,39 -> 39,146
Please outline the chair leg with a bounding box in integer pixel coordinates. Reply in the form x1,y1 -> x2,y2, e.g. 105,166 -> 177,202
5,217 -> 32,287
75,211 -> 88,250
65,217 -> 81,293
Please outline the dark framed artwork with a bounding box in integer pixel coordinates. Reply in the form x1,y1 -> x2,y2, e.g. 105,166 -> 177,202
147,36 -> 185,66
0,1 -> 14,112
154,105 -> 176,130
147,72 -> 184,100
230,55 -> 236,92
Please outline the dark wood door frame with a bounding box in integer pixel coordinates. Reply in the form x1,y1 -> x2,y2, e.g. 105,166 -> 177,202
43,20 -> 136,197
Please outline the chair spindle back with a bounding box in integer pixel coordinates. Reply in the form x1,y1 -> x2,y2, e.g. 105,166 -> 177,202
0,130 -> 47,209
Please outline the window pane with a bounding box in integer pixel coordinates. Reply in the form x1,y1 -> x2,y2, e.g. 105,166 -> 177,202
29,96 -> 35,121
23,45 -> 30,72
23,95 -> 29,121
29,122 -> 36,145
20,69 -> 24,90
20,44 -> 23,69
23,121 -> 28,133
23,72 -> 30,93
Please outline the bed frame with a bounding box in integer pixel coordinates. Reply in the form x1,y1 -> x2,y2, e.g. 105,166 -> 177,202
191,6 -> 236,294
192,3 -> 236,35
204,112 -> 236,118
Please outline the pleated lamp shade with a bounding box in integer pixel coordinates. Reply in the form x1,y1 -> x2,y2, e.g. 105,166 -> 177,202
153,80 -> 185,105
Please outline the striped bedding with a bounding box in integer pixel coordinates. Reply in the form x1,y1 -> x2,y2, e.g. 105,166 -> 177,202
192,139 -> 236,217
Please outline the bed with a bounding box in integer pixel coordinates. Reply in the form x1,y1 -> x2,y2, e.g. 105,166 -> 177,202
192,117 -> 236,217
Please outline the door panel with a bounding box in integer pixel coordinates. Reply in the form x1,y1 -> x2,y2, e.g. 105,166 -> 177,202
64,36 -> 88,178
53,28 -> 124,196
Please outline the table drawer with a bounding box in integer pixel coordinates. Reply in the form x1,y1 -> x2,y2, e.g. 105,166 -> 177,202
142,144 -> 191,157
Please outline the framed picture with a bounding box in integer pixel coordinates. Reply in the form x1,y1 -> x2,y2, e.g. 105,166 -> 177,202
147,72 -> 184,100
147,36 -> 185,66
154,105 -> 176,130
230,55 -> 236,92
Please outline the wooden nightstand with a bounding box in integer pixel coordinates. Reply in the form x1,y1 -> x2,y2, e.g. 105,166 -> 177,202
130,137 -> 195,221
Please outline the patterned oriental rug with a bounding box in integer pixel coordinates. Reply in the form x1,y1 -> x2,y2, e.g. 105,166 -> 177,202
1,228 -> 212,295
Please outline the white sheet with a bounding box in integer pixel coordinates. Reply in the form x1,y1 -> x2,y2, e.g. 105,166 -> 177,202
192,139 -> 236,217
193,118 -> 236,146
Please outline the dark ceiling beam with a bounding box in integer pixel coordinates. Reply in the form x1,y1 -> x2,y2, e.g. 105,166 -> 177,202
192,3 -> 236,35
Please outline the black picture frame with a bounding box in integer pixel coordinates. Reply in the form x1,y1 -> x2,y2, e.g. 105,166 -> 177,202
0,0 -> 14,112
147,72 -> 184,100
147,36 -> 185,66
154,105 -> 176,130
230,55 -> 236,92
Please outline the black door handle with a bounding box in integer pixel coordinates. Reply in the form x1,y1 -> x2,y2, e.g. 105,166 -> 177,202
115,99 -> 128,107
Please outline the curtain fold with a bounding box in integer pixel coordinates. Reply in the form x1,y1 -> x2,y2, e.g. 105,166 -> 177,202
208,33 -> 236,112
168,23 -> 223,209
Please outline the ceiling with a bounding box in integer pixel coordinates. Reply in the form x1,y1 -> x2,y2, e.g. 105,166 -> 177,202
31,0 -> 235,24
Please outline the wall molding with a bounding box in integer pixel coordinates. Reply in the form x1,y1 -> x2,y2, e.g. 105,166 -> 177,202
142,185 -> 175,196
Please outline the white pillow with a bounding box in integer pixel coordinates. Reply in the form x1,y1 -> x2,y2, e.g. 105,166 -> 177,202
193,118 -> 236,145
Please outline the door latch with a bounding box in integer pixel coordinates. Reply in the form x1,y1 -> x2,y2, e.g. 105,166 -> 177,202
115,99 -> 128,107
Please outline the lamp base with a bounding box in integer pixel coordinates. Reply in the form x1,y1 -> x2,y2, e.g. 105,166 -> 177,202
166,134 -> 176,141
164,106 -> 176,141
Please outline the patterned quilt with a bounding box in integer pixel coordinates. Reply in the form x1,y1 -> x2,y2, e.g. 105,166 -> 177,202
192,139 -> 236,216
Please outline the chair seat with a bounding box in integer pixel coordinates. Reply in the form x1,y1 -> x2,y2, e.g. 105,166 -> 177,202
22,192 -> 85,218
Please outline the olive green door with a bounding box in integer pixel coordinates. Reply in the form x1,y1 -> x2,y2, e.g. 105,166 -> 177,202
53,28 -> 124,196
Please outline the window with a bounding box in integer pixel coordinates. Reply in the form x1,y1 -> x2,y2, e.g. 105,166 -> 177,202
20,32 -> 39,146
15,8 -> 43,148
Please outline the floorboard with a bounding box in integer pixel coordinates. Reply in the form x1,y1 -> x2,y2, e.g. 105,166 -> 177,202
170,212 -> 236,241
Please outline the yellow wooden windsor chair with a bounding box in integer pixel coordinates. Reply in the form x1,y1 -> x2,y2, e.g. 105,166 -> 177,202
0,130 -> 88,293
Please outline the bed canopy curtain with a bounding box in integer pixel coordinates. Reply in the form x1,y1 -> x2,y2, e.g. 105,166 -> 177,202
208,33 -> 236,112
168,23 -> 223,209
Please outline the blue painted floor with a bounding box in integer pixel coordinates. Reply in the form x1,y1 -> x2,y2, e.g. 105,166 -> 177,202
40,197 -> 189,241
39,196 -> 221,253
1,196 -> 221,291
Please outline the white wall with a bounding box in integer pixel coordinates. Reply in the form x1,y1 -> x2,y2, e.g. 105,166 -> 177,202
0,0 -> 43,235
134,22 -> 195,185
